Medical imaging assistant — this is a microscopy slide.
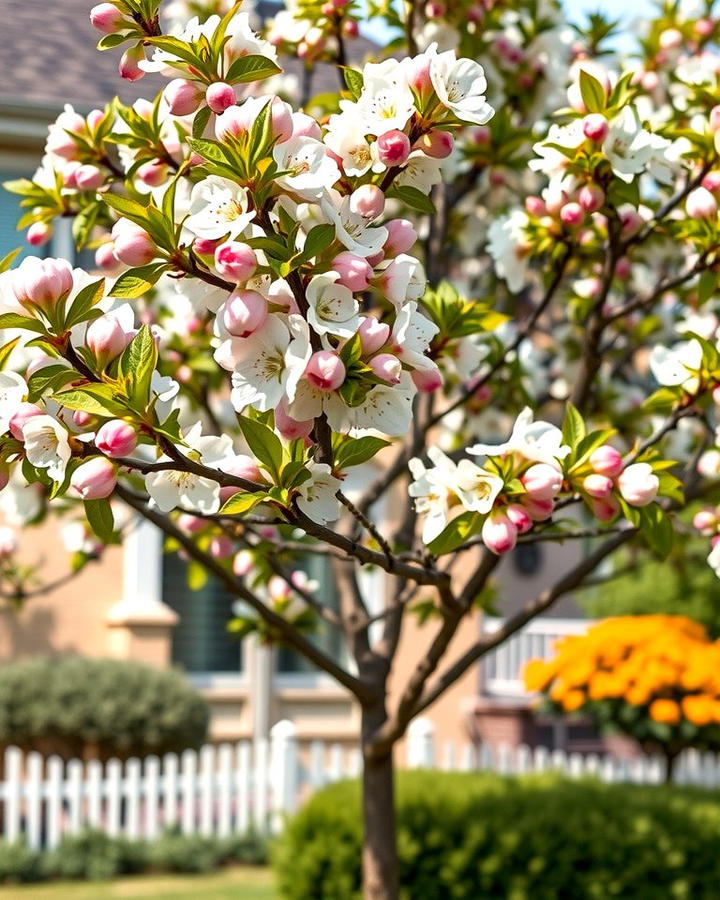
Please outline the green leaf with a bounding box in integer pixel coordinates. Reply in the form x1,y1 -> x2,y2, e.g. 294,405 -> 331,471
579,68 -> 606,113
192,104 -> 212,140
102,192 -> 151,227
571,429 -> 617,469
26,365 -> 79,402
109,263 -> 168,299
0,248 -> 22,273
186,138 -> 231,166
639,504 -> 674,559
342,66 -> 364,100
698,270 -> 717,305
84,498 -> 116,543
97,30 -> 136,50
427,512 -> 483,556
238,416 -> 283,483
561,404 -> 586,452
0,337 -> 21,371
226,54 -> 282,84
0,313 -> 46,334
187,559 -> 208,591
218,492 -> 266,516
300,224 -> 336,261
389,185 -> 436,215
118,324 -> 158,409
55,384 -> 128,417
335,436 -> 390,470
64,279 -> 105,329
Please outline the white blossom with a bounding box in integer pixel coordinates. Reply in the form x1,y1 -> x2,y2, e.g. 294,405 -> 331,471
296,462 -> 341,525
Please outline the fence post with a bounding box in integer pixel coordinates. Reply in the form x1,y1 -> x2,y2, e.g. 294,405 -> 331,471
406,717 -> 435,768
269,719 -> 299,833
4,747 -> 22,844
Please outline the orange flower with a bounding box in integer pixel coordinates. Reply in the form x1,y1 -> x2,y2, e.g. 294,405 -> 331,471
562,689 -> 586,712
682,695 -> 715,727
649,699 -> 680,725
523,659 -> 552,692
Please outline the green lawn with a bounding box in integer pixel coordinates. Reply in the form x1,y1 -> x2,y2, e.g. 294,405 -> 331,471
0,866 -> 275,900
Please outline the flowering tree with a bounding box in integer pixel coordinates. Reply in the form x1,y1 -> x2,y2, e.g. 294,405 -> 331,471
2,0 -> 720,895
524,615 -> 720,780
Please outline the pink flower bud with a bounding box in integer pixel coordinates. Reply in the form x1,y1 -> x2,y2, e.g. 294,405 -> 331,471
702,171 -> 720,194
615,256 -> 632,279
71,457 -> 117,499
506,503 -> 532,535
215,242 -> 258,282
560,202 -> 584,228
86,312 -> 133,367
73,410 -> 94,429
525,196 -> 546,217
686,186 -> 718,220
9,403 -> 43,440
583,473 -> 614,499
589,495 -> 619,522
333,252 -> 372,291
578,184 -> 604,213
617,462 -> 659,507
404,55 -> 432,93
12,257 -> 73,311
305,351 -> 346,391
210,535 -> 234,559
27,222 -> 52,247
193,237 -> 220,256
659,27 -> 682,50
343,19 -> 359,37
137,160 -> 168,187
219,454 -> 264,501
521,464 -> 563,501
178,513 -> 205,533
384,219 -> 417,256
481,510 -> 518,555
589,444 -> 623,478
358,316 -> 390,354
693,509 -> 718,534
710,106 -> 720,134
90,3 -> 125,33
349,184 -> 385,220
376,130 -> 411,166
415,130 -> 454,159
411,366 -> 443,393
523,497 -> 554,521
275,401 -> 313,441
223,290 -> 268,337
582,113 -> 609,142
206,82 -> 236,114
112,219 -> 156,266
369,353 -> 402,384
119,45 -> 145,82
95,419 -> 138,458
696,17 -> 714,37
95,242 -> 118,271
164,79 -> 204,116
75,164 -> 105,191
233,549 -> 254,576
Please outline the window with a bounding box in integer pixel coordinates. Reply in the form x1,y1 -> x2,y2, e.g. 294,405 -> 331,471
162,554 -> 242,674
276,554 -> 344,673
0,171 -> 45,263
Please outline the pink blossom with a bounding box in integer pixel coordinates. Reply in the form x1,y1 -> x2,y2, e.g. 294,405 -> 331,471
506,503 -> 533,534
12,257 -> 73,311
164,79 -> 204,116
333,252 -> 373,291
215,242 -> 258,282
71,457 -> 117,499
589,445 -> 623,478
482,511 -> 518,555
9,403 -> 43,440
582,114 -> 609,142
95,420 -> 138,458
384,219 -> 417,256
369,353 -> 402,384
305,351 -> 346,391
617,462 -> 659,507
358,316 -> 390,354
349,184 -> 385,220
521,463 -> 563,501
206,82 -> 236,114
375,130 -> 411,167
90,3 -> 125,33
583,473 -> 614,499
112,219 -> 155,266
223,290 -> 268,337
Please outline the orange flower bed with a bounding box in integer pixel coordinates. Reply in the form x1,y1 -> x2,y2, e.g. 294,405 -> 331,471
523,615 -> 720,730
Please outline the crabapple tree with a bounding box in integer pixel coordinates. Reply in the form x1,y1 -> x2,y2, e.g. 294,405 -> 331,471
2,0 -> 720,896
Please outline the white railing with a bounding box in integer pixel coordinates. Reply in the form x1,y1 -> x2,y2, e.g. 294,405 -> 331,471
481,617 -> 591,697
1,716 -> 718,849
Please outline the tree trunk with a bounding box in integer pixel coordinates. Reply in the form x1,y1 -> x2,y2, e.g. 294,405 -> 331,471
663,748 -> 678,785
361,704 -> 399,900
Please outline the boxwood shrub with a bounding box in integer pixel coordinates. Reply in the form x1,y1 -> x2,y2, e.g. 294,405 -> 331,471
273,771 -> 720,899
0,656 -> 209,759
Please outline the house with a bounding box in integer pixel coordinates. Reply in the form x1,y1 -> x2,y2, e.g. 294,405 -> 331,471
0,0 -> 593,754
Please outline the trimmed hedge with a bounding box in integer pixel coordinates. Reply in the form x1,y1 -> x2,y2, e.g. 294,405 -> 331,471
273,771 -> 720,899
0,828 -> 268,884
0,656 -> 209,759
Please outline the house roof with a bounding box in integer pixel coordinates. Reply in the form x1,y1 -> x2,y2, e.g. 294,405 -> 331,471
0,0 -> 376,127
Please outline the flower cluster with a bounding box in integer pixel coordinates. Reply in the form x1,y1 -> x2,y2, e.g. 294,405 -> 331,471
524,616 -> 720,751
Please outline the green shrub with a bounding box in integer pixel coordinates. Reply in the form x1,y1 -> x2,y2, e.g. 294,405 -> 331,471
0,656 -> 209,758
273,772 -> 720,899
44,830 -> 147,881
0,840 -> 44,884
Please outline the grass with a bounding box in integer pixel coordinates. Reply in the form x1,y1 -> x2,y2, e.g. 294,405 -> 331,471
0,866 -> 275,900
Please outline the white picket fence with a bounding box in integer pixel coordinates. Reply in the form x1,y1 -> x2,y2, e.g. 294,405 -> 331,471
2,717 -> 720,849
